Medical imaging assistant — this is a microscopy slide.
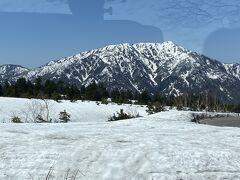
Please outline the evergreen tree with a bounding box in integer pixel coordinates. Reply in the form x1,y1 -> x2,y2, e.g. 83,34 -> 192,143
138,90 -> 151,104
3,80 -> 10,96
85,81 -> 97,100
15,78 -> 28,95
146,102 -> 165,114
56,80 -> 66,95
0,84 -> 3,96
67,84 -> 81,101
45,80 -> 57,98
98,83 -> 109,98
233,104 -> 240,114
33,77 -> 43,96
36,114 -> 48,123
111,89 -> 120,103
80,85 -> 86,95
126,90 -> 133,100
59,110 -> 71,123
85,82 -> 108,101
26,80 -> 34,97
11,116 -> 22,123
109,109 -> 133,121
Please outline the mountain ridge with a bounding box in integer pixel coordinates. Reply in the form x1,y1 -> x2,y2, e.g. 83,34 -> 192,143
1,41 -> 240,103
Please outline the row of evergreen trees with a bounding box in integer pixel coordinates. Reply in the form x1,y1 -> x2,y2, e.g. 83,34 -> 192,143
0,78 -> 81,101
0,77 -> 149,103
0,77 -> 240,113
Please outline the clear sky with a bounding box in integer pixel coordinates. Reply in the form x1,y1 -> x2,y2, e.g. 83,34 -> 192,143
0,0 -> 240,68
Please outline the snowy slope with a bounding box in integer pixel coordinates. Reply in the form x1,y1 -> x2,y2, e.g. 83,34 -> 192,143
1,109 -> 240,179
1,41 -> 240,103
224,63 -> 240,79
0,97 -> 147,123
0,64 -> 29,84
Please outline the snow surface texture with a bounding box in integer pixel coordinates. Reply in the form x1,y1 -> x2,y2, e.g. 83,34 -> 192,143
1,98 -> 240,179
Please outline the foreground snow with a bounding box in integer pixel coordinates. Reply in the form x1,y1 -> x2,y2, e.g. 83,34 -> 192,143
1,107 -> 240,179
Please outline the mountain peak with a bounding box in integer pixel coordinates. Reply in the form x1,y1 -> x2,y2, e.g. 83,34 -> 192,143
0,64 -> 29,84
0,64 -> 29,73
162,40 -> 176,46
1,42 -> 240,103
99,41 -> 179,50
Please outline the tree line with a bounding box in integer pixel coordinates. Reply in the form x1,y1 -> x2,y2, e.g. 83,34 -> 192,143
0,77 -> 239,113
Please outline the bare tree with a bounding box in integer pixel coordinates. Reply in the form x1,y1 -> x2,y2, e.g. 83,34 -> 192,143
10,111 -> 22,123
43,99 -> 52,122
23,99 -> 53,123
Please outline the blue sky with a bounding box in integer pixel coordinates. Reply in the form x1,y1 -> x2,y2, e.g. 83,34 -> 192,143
0,0 -> 240,68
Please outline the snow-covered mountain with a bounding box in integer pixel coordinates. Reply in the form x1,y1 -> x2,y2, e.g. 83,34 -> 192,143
1,41 -> 240,103
0,64 -> 29,84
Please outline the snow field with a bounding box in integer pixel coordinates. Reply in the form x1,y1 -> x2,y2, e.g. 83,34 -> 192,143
0,98 -> 240,179
0,97 -> 147,123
